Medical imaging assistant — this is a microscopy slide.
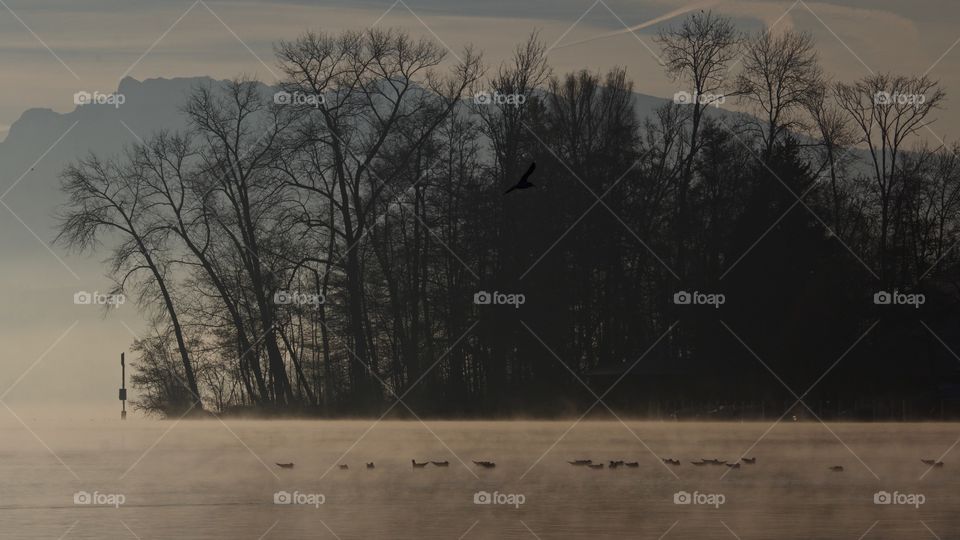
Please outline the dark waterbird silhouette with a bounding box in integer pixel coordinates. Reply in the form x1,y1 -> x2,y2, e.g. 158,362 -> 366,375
921,459 -> 944,467
662,458 -> 681,466
339,464 -> 349,470
726,462 -> 741,470
741,457 -> 757,464
431,460 -> 450,467
366,462 -> 375,469
625,462 -> 639,468
587,463 -> 604,469
828,465 -> 844,472
412,460 -> 429,468
568,459 -> 592,466
473,460 -> 496,469
504,162 -> 536,194
276,462 -> 294,469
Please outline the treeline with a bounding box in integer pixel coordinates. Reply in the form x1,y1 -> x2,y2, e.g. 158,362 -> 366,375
57,13 -> 960,418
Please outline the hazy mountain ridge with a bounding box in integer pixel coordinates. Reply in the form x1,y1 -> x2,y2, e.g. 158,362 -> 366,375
0,75 -> 747,245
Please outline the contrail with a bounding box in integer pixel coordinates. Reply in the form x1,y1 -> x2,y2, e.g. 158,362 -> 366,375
555,1 -> 720,49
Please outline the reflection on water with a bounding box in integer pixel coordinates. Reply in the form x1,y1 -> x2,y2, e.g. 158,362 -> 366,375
1,419 -> 958,539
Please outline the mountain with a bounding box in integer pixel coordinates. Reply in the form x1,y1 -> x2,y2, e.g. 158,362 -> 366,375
0,77 -> 214,234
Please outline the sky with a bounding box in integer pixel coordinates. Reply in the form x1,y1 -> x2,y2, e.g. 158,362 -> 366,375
0,0 -> 959,140
1,0 -> 960,416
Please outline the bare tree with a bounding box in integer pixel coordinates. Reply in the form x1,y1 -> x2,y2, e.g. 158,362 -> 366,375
737,29 -> 822,157
835,73 -> 945,283
129,132 -> 272,405
184,79 -> 298,405
805,81 -> 855,232
274,28 -> 482,405
657,10 -> 739,273
57,154 -> 203,406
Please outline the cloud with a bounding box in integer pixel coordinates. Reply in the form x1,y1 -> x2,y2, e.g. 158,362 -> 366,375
554,0 -> 720,49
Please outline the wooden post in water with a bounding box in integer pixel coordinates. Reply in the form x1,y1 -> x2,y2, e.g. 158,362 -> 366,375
120,352 -> 127,420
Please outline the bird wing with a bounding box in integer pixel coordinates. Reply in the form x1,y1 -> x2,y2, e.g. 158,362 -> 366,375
521,162 -> 536,181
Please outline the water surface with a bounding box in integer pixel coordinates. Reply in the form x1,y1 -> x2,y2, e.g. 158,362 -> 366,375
1,419 -> 958,539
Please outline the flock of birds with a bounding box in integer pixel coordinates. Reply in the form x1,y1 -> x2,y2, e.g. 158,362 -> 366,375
273,457 -> 946,472
274,459 -> 495,470
565,457 -> 753,470
568,456 -> 947,472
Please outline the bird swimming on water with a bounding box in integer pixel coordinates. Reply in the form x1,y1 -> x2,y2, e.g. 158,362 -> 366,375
741,457 -> 757,464
828,465 -> 844,472
276,462 -> 294,469
412,460 -> 429,468
568,459 -> 592,466
504,162 -> 536,194
921,459 -> 944,467
366,462 -> 375,469
431,460 -> 450,467
339,464 -> 349,470
473,460 -> 496,469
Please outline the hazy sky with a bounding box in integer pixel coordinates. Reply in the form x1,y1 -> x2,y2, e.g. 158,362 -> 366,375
1,0 -> 959,139
2,0 -> 960,416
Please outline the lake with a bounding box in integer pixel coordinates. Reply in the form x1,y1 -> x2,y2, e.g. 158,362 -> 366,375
1,418 -> 958,539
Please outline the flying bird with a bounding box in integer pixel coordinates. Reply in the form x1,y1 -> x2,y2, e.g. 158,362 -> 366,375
504,162 -> 536,194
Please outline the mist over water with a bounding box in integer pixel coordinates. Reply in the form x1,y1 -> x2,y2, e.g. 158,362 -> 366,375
1,419 -> 957,539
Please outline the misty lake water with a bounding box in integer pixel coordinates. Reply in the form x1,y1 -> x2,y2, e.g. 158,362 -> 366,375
2,419 -> 959,539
